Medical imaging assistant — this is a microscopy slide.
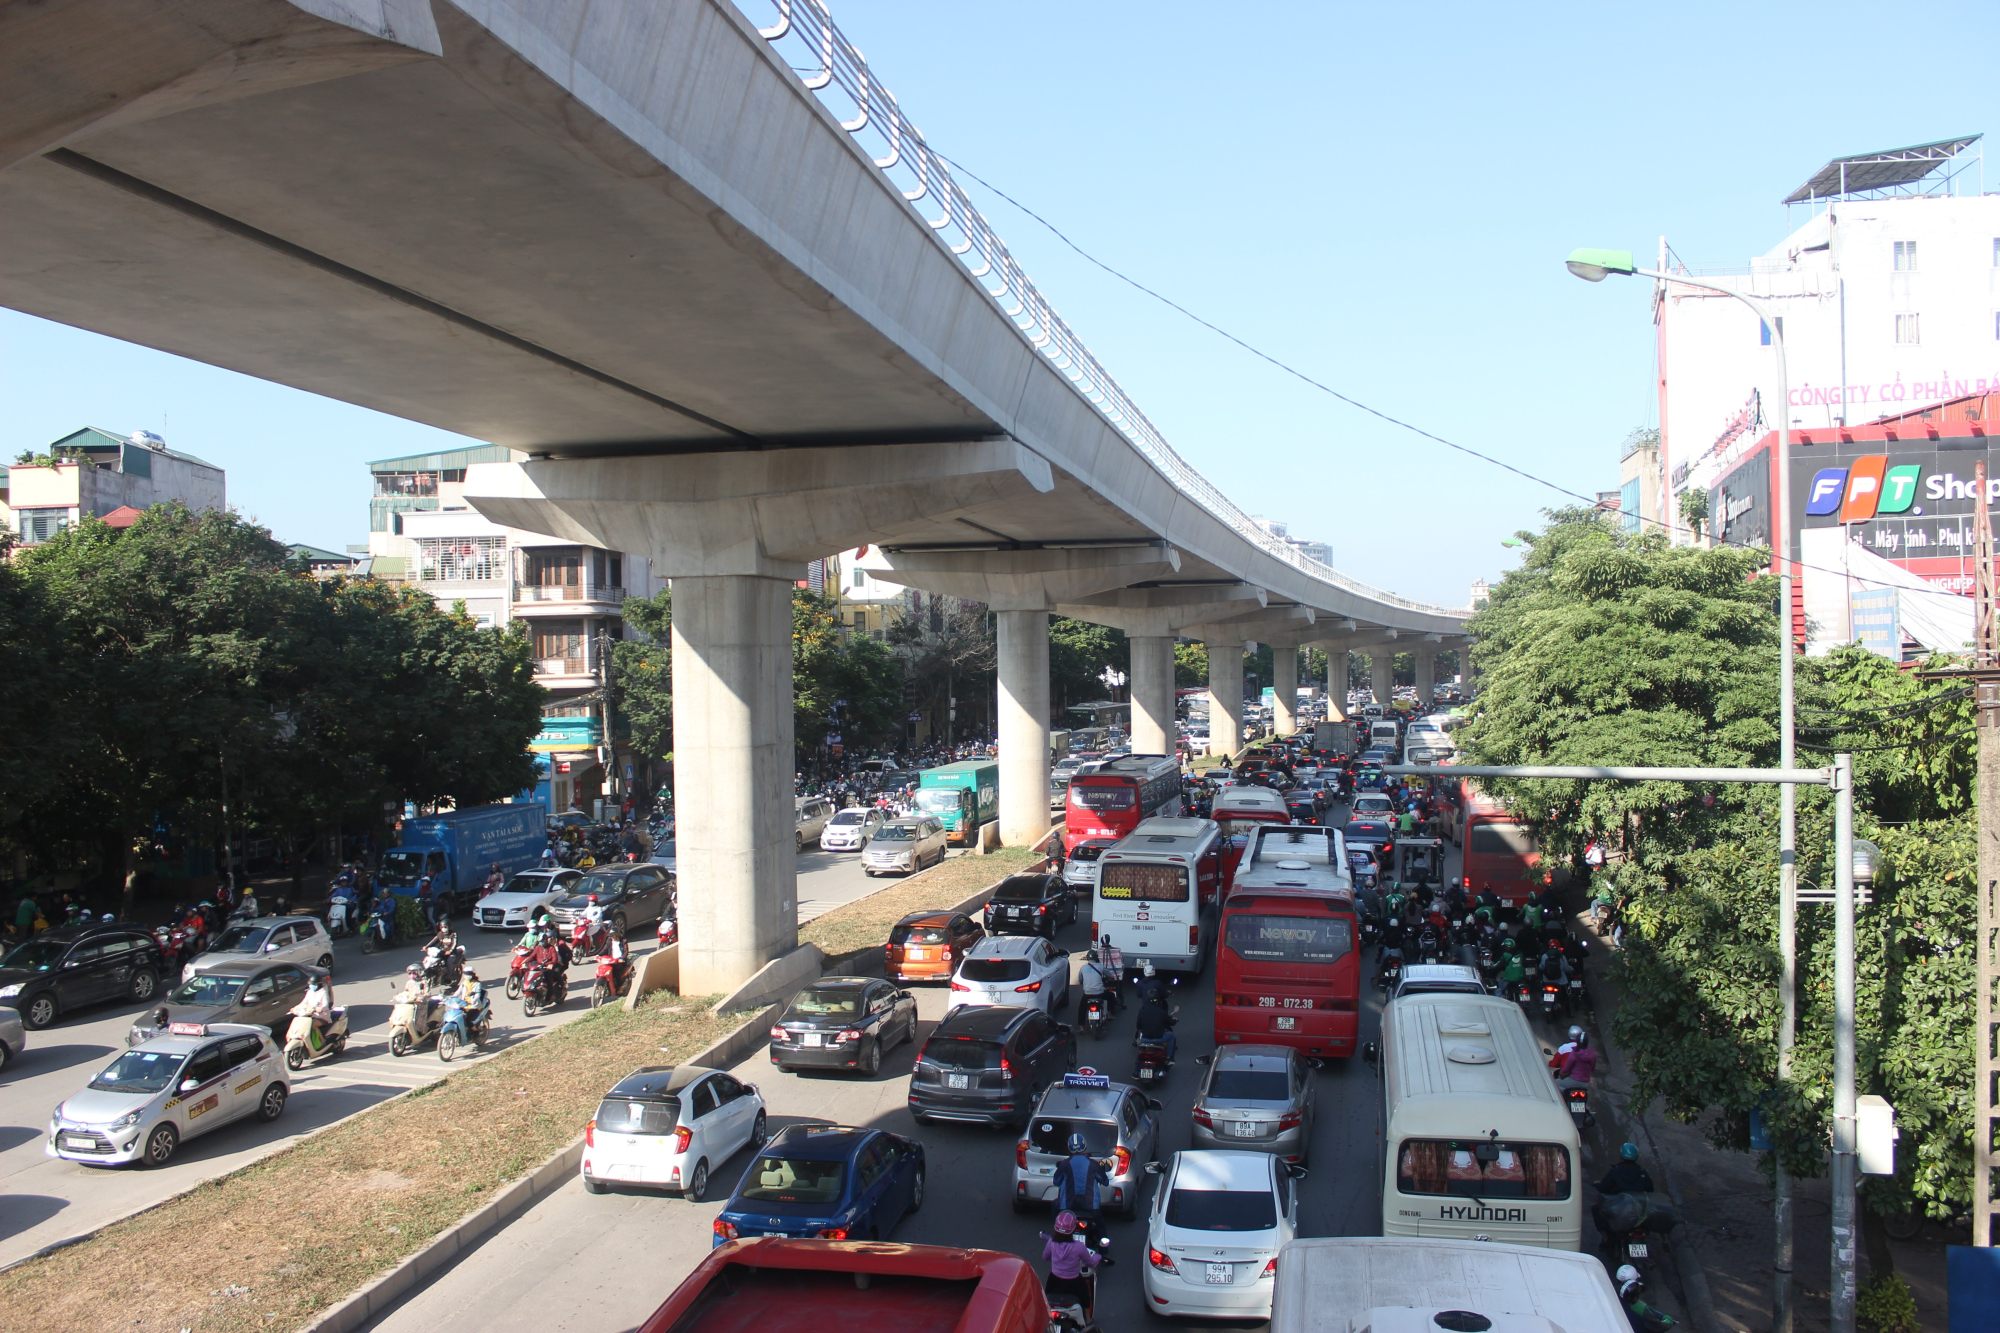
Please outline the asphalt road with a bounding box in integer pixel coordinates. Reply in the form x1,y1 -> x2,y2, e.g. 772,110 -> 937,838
372,802 -> 1435,1333
0,843 -> 899,1268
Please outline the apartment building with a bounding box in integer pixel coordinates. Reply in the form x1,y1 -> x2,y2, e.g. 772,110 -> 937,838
6,426 -> 225,546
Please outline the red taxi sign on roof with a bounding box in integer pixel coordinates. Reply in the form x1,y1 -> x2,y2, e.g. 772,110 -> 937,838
167,1021 -> 207,1036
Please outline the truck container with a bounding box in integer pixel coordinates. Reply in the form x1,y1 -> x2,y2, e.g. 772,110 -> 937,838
1270,1237 -> 1626,1333
377,802 -> 548,913
637,1238 -> 1046,1333
1311,721 -> 1355,755
914,760 -> 999,847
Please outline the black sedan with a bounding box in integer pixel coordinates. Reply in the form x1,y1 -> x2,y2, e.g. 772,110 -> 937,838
1282,790 -> 1322,824
983,874 -> 1076,938
768,979 -> 918,1076
1345,818 -> 1394,859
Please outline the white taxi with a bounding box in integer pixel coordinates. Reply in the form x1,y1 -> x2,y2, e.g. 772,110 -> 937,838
47,1021 -> 289,1168
1142,1149 -> 1302,1319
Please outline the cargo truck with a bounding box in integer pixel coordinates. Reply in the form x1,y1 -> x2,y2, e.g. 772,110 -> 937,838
1311,720 -> 1355,755
914,760 -> 1000,846
376,802 -> 548,914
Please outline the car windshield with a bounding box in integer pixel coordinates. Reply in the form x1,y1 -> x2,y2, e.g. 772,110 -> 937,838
499,875 -> 554,896
785,990 -> 863,1018
874,825 -> 918,842
573,873 -> 625,898
891,925 -> 948,946
211,926 -> 270,953
1166,1187 -> 1277,1232
169,974 -> 246,1006
829,812 -> 869,826
1209,1069 -> 1291,1101
923,1037 -> 997,1070
89,1048 -> 186,1095
1029,1117 -> 1119,1156
961,958 -> 1031,983
377,850 -> 424,888
595,1096 -> 678,1135
992,878 -> 1049,902
913,789 -> 962,813
2,938 -> 69,971
738,1156 -> 846,1204
1069,844 -> 1107,862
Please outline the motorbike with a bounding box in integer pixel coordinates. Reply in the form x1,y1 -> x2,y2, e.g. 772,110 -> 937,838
1540,980 -> 1564,1020
1376,954 -> 1403,992
505,941 -> 532,1000
388,986 -> 444,1056
657,915 -> 679,949
360,907 -> 396,955
152,926 -> 186,978
572,915 -> 608,961
421,944 -> 464,991
325,896 -> 356,938
284,1003 -> 349,1069
522,961 -> 568,1017
1569,974 -> 1587,1010
591,955 -> 631,1008
438,986 -> 491,1061
1616,1270 -> 1679,1333
1415,928 -> 1444,966
1133,1036 -> 1172,1087
1081,993 -> 1109,1039
1041,1233 -> 1112,1333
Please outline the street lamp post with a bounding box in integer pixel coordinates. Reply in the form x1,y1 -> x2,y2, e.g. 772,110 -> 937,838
1568,248 -> 1801,1333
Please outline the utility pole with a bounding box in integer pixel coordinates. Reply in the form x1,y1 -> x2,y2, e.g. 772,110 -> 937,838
598,626 -> 619,811
1974,461 -> 1999,1248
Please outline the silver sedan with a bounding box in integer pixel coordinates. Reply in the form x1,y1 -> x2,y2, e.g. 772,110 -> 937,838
1190,1045 -> 1316,1164
0,1005 -> 24,1072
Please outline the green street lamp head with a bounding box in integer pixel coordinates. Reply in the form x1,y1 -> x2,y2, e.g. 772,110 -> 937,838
1565,248 -> 1638,282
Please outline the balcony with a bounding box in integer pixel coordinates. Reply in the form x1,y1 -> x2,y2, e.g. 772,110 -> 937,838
513,583 -> 626,612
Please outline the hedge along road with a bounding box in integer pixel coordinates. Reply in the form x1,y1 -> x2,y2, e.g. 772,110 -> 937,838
370,822 -> 1428,1333
0,843 -> 906,1269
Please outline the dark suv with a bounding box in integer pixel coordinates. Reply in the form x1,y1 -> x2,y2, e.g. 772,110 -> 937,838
983,874 -> 1075,938
0,921 -> 166,1029
549,863 -> 675,934
908,1004 -> 1076,1128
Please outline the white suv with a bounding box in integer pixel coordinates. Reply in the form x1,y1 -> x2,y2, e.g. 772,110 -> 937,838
949,936 -> 1070,1016
182,916 -> 332,981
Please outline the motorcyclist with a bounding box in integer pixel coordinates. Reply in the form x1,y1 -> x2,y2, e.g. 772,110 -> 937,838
1041,1210 -> 1104,1312
1051,1140 -> 1114,1261
580,895 -> 605,950
1096,935 -> 1125,1001
1077,949 -> 1115,1021
526,930 -> 565,996
483,863 -> 505,896
426,920 -> 463,982
296,973 -> 334,1042
1134,960 -> 1168,1005
458,968 -> 490,1043
1134,992 -> 1177,1062
1521,899 -> 1545,933
1377,916 -> 1407,966
1555,1031 -> 1598,1095
1499,939 -> 1528,1001
1537,944 -> 1571,985
369,885 -> 398,944
1598,1142 -> 1655,1196
602,930 -> 631,994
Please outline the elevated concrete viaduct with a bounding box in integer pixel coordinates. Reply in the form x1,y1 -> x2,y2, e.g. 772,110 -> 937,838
0,0 -> 1469,989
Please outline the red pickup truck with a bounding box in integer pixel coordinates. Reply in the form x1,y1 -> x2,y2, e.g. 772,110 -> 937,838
638,1238 -> 1046,1333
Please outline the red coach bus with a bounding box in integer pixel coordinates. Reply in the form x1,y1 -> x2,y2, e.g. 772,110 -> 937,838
1455,784 -> 1542,906
1210,785 -> 1292,892
1216,825 -> 1360,1059
1063,754 -> 1182,853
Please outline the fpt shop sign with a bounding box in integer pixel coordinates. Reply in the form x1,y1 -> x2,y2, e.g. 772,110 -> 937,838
1805,454 -> 2000,523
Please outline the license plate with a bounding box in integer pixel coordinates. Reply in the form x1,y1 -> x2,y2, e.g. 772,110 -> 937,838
1226,1121 -> 1257,1137
803,1032 -> 822,1047
906,949 -> 928,960
1274,1016 -> 1296,1031
1628,1242 -> 1649,1258
60,1134 -> 94,1151
1205,1262 -> 1233,1285
946,1073 -> 969,1089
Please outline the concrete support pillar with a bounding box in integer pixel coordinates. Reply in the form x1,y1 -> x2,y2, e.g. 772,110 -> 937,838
1128,635 -> 1177,757
1413,650 -> 1436,708
1207,639 -> 1245,758
1369,648 -> 1397,706
995,610 -> 1052,849
671,575 -> 797,994
1320,647 -> 1348,722
1272,646 -> 1300,737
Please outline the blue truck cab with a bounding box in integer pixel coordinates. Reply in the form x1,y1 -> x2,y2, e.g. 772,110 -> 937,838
377,802 -> 549,914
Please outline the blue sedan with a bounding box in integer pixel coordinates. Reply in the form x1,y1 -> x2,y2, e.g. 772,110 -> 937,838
711,1125 -> 925,1246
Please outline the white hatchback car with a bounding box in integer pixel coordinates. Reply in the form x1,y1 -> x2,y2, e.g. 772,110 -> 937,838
471,868 -> 584,931
948,935 -> 1070,1017
582,1065 -> 767,1202
818,807 -> 885,852
1142,1150 -> 1301,1319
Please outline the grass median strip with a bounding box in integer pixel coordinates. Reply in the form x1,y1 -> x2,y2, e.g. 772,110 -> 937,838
799,848 -> 1043,963
1,993 -> 738,1333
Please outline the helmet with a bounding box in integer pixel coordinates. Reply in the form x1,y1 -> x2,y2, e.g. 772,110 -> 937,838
1053,1210 -> 1078,1237
1086,949 -> 1099,962
1567,1025 -> 1584,1045
1615,1264 -> 1642,1298
101,912 -> 114,922
464,969 -> 478,982
407,965 -> 423,981
1620,1142 -> 1639,1162
1068,1132 -> 1089,1154
1574,1031 -> 1590,1047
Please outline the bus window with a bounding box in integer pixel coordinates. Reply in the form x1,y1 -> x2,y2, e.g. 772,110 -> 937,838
1468,822 -> 1536,857
1099,864 -> 1189,902
1070,783 -> 1137,810
1396,1141 -> 1570,1199
1224,915 -> 1352,965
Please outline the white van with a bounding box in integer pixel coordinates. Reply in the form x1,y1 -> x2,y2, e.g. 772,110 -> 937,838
1368,719 -> 1400,751
1270,1237 -> 1626,1333
1368,993 -> 1582,1249
1094,817 -> 1222,978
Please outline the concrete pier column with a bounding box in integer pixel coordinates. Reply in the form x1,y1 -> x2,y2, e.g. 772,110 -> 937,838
1129,635 -> 1177,757
1320,646 -> 1348,722
671,574 -> 797,995
1413,650 -> 1436,709
1272,645 -> 1299,737
996,610 -> 1052,849
1369,648 -> 1397,707
1206,639 -> 1245,759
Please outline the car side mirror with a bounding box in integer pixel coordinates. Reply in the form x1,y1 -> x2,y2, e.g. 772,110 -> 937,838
1143,1161 -> 1162,1175
1194,1053 -> 1212,1065
1147,1098 -> 1164,1111
1362,1042 -> 1379,1065
266,943 -> 279,951
180,1078 -> 200,1093
1287,1163 -> 1309,1178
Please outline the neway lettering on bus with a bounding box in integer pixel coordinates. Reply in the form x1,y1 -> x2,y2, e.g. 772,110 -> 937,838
1437,1203 -> 1530,1223
1258,927 -> 1319,942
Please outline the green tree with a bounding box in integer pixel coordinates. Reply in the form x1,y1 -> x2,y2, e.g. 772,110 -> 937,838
1050,617 -> 1128,715
608,589 -> 672,761
887,600 -> 994,745
1174,640 -> 1208,689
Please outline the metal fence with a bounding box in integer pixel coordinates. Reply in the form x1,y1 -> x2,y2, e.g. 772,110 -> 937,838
750,0 -> 1466,622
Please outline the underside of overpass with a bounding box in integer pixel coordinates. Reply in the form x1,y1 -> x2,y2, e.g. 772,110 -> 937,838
0,0 -> 1470,989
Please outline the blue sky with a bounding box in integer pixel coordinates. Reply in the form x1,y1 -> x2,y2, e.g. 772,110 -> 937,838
4,0 -> 1994,604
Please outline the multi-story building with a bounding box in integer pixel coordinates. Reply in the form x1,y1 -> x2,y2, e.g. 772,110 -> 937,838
1650,136 -> 2000,540
5,427 -> 225,546
1251,517 -> 1334,567
365,447 -> 662,815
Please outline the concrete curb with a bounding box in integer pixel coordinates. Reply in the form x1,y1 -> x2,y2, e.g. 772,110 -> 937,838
300,999 -> 783,1333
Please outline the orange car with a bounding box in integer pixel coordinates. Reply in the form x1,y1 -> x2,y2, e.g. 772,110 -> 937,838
884,910 -> 983,983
